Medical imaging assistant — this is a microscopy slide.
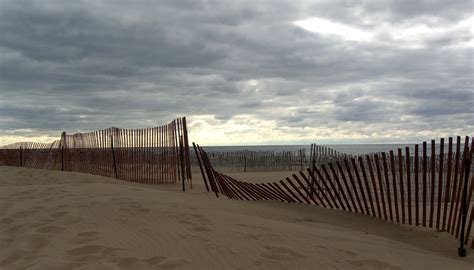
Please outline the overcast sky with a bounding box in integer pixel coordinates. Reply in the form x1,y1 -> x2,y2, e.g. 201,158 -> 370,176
0,0 -> 473,145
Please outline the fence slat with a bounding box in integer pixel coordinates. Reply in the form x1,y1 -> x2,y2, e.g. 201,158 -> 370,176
293,174 -> 318,205
314,166 -> 339,209
352,158 -> 369,216
414,144 -> 420,226
382,152 -> 394,222
335,161 -> 357,213
321,165 -> 345,210
360,156 -> 376,217
344,159 -> 363,214
301,171 -> 327,207
374,154 -> 387,220
405,147 -> 411,225
390,151 -> 400,223
429,140 -> 436,228
398,149 -> 406,224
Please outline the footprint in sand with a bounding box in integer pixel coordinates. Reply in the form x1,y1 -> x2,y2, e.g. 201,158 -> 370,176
144,256 -> 167,265
2,224 -> 25,234
70,232 -> 100,245
1,217 -> 16,224
192,226 -> 211,232
349,259 -> 401,270
60,215 -> 83,225
30,205 -> 44,211
238,231 -> 280,241
77,231 -> 99,237
156,257 -> 190,269
11,210 -> 35,219
107,256 -> 170,269
36,225 -> 65,234
262,245 -> 305,261
17,235 -> 50,250
50,211 -> 68,218
66,245 -> 125,257
111,257 -> 141,268
67,245 -> 104,256
235,223 -> 266,230
0,249 -> 33,267
337,249 -> 358,257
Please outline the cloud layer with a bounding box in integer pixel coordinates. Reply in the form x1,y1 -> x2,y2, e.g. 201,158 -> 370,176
0,0 -> 472,145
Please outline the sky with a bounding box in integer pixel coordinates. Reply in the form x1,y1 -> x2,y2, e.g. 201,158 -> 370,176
0,0 -> 473,146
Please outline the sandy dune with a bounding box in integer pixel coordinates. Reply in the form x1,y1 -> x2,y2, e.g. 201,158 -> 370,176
1,167 -> 473,269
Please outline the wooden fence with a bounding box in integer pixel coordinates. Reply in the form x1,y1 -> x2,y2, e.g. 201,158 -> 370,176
190,149 -> 308,173
194,136 -> 474,256
0,117 -> 192,187
188,144 -> 356,174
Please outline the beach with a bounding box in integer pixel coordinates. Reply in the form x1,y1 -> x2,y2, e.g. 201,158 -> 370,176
1,166 -> 473,269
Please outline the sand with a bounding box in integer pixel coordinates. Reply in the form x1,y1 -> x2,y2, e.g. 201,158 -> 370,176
1,167 -> 473,269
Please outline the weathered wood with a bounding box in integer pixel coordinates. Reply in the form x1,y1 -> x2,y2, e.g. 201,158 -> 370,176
390,150 -> 400,223
423,141 -> 427,227
436,138 -> 444,229
193,143 -> 209,192
374,154 -> 387,220
406,147 -> 412,225
447,136 -> 462,232
429,140 -> 435,228
344,159 -> 363,214
335,161 -> 357,213
321,164 -> 346,210
414,144 -> 419,226
357,156 -> 374,217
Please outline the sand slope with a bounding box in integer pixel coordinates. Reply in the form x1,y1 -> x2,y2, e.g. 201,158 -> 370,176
0,167 -> 473,269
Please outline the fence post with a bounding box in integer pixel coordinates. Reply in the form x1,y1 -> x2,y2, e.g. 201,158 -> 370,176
299,149 -> 303,171
110,135 -> 118,179
458,150 -> 472,257
244,156 -> 247,173
179,136 -> 186,191
61,146 -> 64,171
192,142 -> 209,192
182,117 -> 192,187
61,131 -> 66,171
19,146 -> 23,167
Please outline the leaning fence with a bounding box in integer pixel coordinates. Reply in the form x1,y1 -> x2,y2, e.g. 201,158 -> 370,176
188,144 -> 356,174
194,136 -> 474,256
0,117 -> 192,187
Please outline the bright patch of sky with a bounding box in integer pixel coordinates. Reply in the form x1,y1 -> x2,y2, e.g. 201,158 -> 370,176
294,16 -> 474,49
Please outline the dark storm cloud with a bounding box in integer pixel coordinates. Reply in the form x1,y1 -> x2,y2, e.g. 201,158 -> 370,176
0,0 -> 472,144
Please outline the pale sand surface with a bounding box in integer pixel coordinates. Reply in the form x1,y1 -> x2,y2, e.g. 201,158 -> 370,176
1,167 -> 473,269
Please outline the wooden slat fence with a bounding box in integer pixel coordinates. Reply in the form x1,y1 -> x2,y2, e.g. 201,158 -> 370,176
190,149 -> 308,173
0,117 -> 192,186
194,136 -> 474,256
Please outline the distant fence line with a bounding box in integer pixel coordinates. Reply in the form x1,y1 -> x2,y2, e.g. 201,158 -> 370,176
188,144 -> 355,174
190,143 -> 463,174
0,117 -> 192,187
190,149 -> 308,173
194,136 -> 474,256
